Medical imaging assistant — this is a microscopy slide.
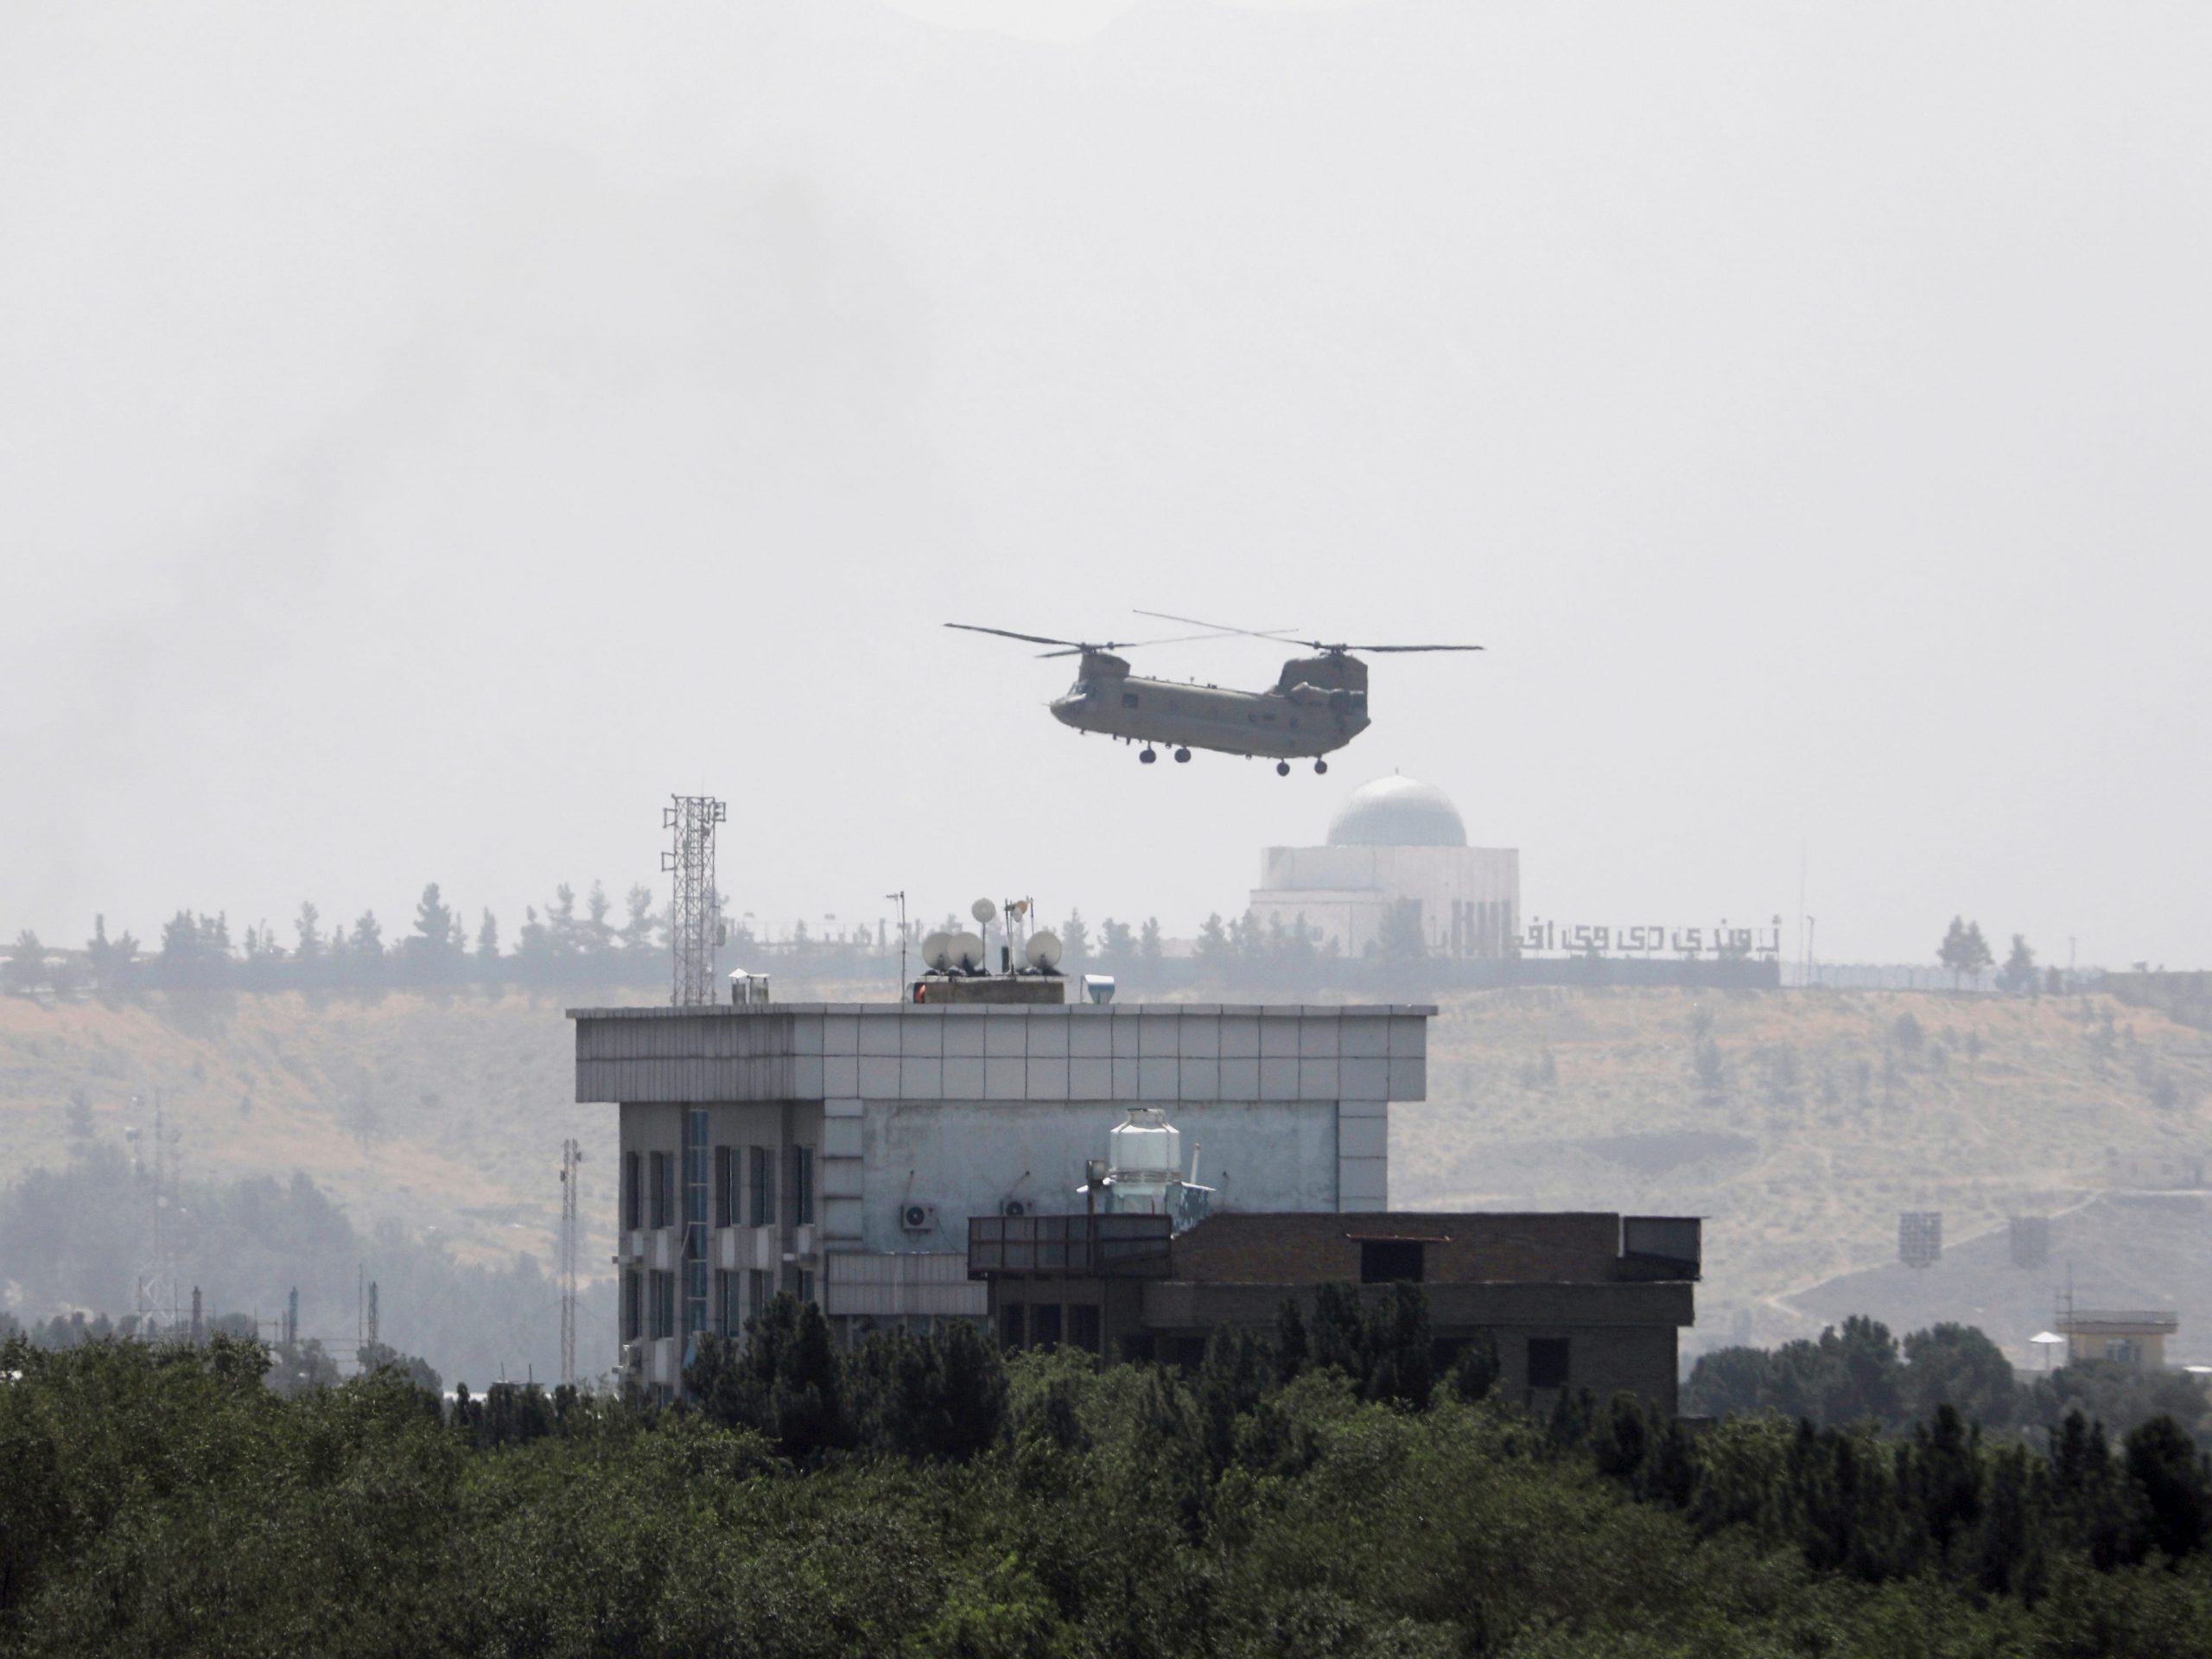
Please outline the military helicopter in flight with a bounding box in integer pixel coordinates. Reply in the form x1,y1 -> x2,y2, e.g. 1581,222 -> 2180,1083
945,609 -> 1482,774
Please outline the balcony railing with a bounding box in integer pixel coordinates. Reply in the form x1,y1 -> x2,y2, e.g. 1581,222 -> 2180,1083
968,1212 -> 1173,1278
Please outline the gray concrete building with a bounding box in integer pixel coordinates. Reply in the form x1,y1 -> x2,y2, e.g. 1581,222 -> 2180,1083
570,999 -> 1433,1394
972,1210 -> 1701,1414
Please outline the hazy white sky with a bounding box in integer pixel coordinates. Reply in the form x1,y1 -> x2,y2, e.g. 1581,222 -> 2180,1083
3,0 -> 2207,967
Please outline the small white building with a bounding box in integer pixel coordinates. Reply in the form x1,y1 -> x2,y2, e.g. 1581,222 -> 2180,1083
1248,775 -> 1519,959
571,998 -> 1432,1394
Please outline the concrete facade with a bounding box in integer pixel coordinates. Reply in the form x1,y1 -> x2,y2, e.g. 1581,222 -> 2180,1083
572,1001 -> 1433,1383
977,1210 -> 1700,1414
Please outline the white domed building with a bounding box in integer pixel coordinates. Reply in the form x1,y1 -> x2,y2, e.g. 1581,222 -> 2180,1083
1248,775 -> 1519,959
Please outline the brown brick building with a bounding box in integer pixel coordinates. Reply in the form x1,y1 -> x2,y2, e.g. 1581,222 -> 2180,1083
970,1210 -> 1700,1414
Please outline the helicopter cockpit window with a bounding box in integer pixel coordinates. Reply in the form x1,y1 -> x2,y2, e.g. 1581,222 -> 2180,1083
1121,690 -> 1140,709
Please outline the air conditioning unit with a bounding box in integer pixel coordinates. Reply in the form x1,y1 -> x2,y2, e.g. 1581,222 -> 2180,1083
1001,1198 -> 1028,1219
899,1201 -> 936,1234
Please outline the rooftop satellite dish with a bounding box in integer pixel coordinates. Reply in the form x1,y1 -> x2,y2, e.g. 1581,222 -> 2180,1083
1025,931 -> 1063,971
921,931 -> 956,973
950,931 -> 987,972
971,898 -> 997,925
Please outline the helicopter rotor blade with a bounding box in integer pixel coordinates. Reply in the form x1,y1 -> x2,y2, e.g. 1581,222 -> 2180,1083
1131,608 -> 1308,645
1034,629 -> 1268,658
944,622 -> 1086,650
1336,643 -> 1485,653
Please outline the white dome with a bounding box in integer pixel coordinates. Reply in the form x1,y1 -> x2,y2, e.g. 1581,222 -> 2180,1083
1326,775 -> 1466,847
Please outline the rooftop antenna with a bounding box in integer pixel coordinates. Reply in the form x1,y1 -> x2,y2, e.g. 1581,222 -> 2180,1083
130,1089 -> 178,1337
972,898 -> 997,974
559,1137 -> 582,1389
663,795 -> 728,1007
886,891 -> 908,991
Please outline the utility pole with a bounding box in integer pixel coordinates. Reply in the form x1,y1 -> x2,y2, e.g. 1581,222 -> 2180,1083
663,795 -> 728,1007
367,1281 -> 378,1350
559,1137 -> 582,1388
130,1089 -> 178,1336
886,890 -> 907,992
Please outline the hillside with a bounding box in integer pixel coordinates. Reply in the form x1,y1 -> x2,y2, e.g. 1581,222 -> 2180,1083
0,987 -> 643,1271
1395,986 -> 2212,1362
6,982 -> 2209,1366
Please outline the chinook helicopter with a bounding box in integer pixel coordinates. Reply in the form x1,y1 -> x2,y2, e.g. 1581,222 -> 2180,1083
945,609 -> 1481,774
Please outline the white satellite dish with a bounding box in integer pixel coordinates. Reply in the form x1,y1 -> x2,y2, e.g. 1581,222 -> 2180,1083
970,897 -> 997,925
950,931 -> 987,972
920,931 -> 956,973
1025,931 -> 1063,971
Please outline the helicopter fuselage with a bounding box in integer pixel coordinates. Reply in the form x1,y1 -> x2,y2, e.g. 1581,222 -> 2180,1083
1048,650 -> 1371,760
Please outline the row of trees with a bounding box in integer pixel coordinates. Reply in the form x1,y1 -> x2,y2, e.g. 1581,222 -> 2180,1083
1937,916 -> 2071,994
3,1300 -> 2208,1655
1687,1315 -> 2210,1446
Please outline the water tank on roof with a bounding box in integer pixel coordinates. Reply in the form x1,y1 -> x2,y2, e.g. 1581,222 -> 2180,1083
1109,1107 -> 1182,1184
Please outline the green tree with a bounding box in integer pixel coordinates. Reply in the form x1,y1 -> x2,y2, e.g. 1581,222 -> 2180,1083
356,1340 -> 442,1395
1376,898 -> 1426,964
1058,910 -> 1090,972
1139,917 -> 1162,969
1098,918 -> 1135,967
1939,917 -> 1995,988
619,885 -> 658,955
584,881 -> 614,956
406,884 -> 459,979
1904,1323 -> 2017,1428
1998,933 -> 2037,993
3,931 -> 43,994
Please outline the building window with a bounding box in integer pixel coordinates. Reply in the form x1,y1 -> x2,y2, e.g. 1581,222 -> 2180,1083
621,1270 -> 641,1343
714,1270 -> 735,1337
791,1147 -> 816,1226
1069,1303 -> 1101,1354
714,1146 -> 734,1228
648,1151 -> 672,1230
1032,1304 -> 1064,1348
748,1268 -> 771,1325
999,1303 -> 1027,1349
795,1268 -> 816,1306
650,1270 -> 676,1340
1527,1338 -> 1570,1390
683,1112 -> 709,1335
1360,1239 -> 1425,1284
621,1151 -> 641,1231
749,1146 -> 776,1227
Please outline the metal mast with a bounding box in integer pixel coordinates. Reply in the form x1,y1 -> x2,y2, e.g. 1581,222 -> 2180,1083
558,1136 -> 582,1388
663,794 -> 727,1007
130,1090 -> 179,1335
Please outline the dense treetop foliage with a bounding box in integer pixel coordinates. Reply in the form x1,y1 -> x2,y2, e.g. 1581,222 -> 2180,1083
1687,1315 -> 2211,1451
3,1294 -> 2209,1658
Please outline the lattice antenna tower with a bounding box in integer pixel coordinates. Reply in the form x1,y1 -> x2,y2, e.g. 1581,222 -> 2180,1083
129,1089 -> 180,1335
663,795 -> 728,1007
558,1137 -> 582,1388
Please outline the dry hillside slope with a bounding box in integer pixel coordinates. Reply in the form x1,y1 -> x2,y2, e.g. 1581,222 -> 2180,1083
6,983 -> 2208,1365
1395,986 -> 2212,1361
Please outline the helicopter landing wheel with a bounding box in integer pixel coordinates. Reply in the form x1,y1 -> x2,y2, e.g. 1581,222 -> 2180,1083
1173,747 -> 1191,763
1275,760 -> 1291,776
1314,760 -> 1329,775
1139,747 -> 1157,765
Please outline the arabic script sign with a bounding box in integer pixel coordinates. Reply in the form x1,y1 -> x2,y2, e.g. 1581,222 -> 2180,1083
1520,916 -> 1784,960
